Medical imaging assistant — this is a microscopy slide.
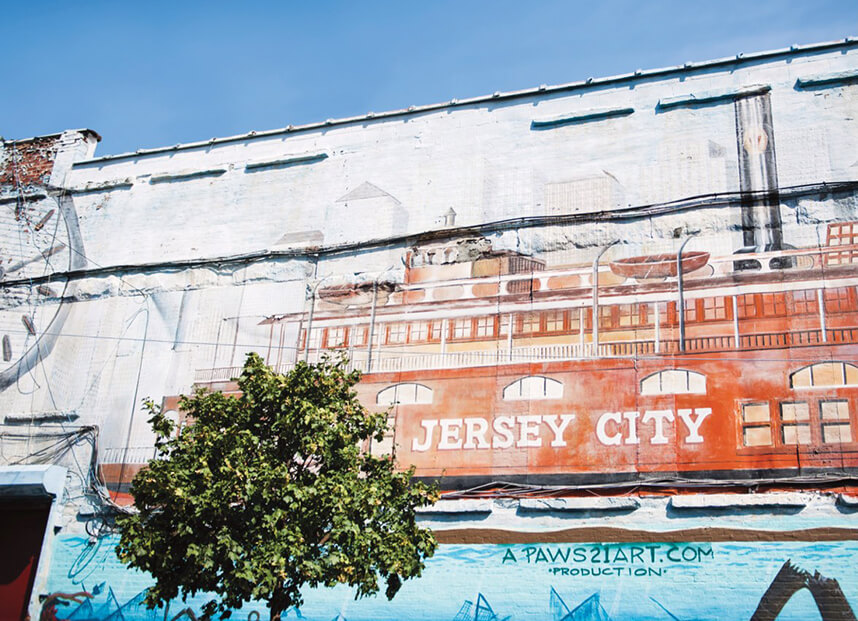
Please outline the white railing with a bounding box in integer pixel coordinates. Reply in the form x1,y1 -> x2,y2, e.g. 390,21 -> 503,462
192,325 -> 858,385
195,342 -> 627,383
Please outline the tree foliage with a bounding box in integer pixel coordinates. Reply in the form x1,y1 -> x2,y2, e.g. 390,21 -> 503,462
116,353 -> 439,620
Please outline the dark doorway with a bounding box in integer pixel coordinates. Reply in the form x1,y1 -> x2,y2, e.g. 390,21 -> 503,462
0,500 -> 51,621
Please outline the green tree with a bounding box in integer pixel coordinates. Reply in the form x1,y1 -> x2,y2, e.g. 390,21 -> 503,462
116,353 -> 438,621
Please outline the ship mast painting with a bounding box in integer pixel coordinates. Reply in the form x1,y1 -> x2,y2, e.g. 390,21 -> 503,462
550,588 -> 611,621
452,594 -> 510,621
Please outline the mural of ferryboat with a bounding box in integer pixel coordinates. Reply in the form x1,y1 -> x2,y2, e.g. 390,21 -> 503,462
97,89 -> 858,491
169,216 -> 858,488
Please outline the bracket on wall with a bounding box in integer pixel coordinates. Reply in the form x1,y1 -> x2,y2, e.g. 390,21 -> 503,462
244,152 -> 328,172
795,69 -> 858,89
531,107 -> 634,129
656,84 -> 771,111
148,168 -> 227,183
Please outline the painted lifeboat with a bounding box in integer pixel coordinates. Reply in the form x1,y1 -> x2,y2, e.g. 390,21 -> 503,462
317,282 -> 396,307
609,251 -> 710,279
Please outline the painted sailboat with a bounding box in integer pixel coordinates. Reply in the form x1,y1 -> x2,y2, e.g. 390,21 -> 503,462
550,588 -> 611,621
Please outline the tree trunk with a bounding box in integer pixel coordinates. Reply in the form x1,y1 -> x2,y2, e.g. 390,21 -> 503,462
270,578 -> 285,621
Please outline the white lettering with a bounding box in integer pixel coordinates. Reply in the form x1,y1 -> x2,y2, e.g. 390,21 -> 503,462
677,408 -> 711,444
596,412 -> 623,446
543,414 -> 576,447
642,410 -> 674,445
492,416 -> 516,449
413,408 -> 714,452
622,411 -> 640,445
411,419 -> 437,452
517,415 -> 543,448
463,417 -> 490,449
438,418 -> 463,450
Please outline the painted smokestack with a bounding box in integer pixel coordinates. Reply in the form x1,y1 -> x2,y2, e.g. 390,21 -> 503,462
734,93 -> 786,266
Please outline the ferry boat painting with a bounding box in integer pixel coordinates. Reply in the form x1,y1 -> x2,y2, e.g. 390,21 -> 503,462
190,215 -> 858,487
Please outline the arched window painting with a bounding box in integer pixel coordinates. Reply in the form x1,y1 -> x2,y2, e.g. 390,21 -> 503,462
502,376 -> 563,401
640,369 -> 706,396
790,362 -> 858,388
376,383 -> 433,405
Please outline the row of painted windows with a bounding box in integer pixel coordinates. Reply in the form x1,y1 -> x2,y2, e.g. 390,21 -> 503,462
301,287 -> 857,349
740,399 -> 853,447
376,363 -> 858,406
740,361 -> 858,448
377,369 -> 704,406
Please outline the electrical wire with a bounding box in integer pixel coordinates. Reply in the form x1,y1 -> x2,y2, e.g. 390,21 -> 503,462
0,179 -> 855,290
439,473 -> 858,499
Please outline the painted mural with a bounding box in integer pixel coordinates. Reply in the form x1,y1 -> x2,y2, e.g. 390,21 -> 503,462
135,94 -> 858,489
43,535 -> 858,621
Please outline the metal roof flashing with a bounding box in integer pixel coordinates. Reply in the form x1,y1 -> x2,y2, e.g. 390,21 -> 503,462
70,37 -> 858,167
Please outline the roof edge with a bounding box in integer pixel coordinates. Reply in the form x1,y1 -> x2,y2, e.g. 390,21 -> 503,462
2,129 -> 101,145
73,37 -> 858,167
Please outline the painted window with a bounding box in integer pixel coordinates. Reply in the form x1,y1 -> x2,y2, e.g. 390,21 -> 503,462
780,402 -> 811,445
826,221 -> 858,265
790,362 -> 858,388
761,293 -> 787,317
326,326 -> 347,348
545,310 -> 565,332
387,323 -> 407,344
351,326 -> 368,347
410,322 -> 429,342
452,318 -> 472,339
702,297 -> 728,320
300,328 -> 323,350
640,369 -> 706,395
517,313 -> 541,335
740,397 -> 855,448
736,294 -> 758,319
791,289 -> 818,315
475,316 -> 495,338
502,376 -> 563,401
740,402 -> 772,447
368,414 -> 397,456
820,400 -> 853,443
376,383 -> 433,406
618,304 -> 642,327
569,309 -> 582,331
824,287 -> 853,313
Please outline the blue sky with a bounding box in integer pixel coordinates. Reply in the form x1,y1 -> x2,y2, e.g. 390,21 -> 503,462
3,1 -> 856,156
